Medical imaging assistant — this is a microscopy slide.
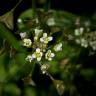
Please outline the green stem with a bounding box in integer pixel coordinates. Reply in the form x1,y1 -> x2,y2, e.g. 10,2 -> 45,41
11,0 -> 23,12
29,62 -> 36,77
44,0 -> 51,11
32,0 -> 37,18
0,47 -> 5,55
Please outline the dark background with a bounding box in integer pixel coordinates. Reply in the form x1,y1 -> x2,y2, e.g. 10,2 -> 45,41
0,0 -> 96,16
0,0 -> 96,96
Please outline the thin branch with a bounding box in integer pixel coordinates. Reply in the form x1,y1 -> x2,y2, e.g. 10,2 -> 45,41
11,0 -> 23,12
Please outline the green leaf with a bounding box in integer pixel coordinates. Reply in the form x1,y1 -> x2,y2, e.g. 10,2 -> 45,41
4,83 -> 21,96
80,69 -> 95,80
0,23 -> 26,52
24,87 -> 37,96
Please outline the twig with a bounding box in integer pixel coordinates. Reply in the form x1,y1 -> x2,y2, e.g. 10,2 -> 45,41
11,0 -> 23,12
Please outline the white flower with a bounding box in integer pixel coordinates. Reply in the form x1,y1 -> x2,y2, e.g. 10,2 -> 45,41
35,18 -> 39,24
20,32 -> 27,39
26,55 -> 33,62
54,43 -> 62,52
17,18 -> 22,23
89,41 -> 96,50
34,29 -> 43,41
75,39 -> 81,44
74,27 -> 84,36
84,21 -> 90,27
46,18 -> 55,26
45,50 -> 55,61
68,35 -> 74,40
32,48 -> 43,61
40,33 -> 53,44
40,64 -> 50,74
34,29 -> 43,36
23,39 -> 32,47
80,38 -> 88,48
92,46 -> 96,50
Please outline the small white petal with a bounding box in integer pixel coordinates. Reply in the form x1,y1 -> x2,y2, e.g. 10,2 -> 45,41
75,39 -> 81,44
84,44 -> 88,48
80,27 -> 84,33
36,18 -> 39,23
46,18 -> 55,26
23,39 -> 32,47
26,55 -> 33,62
43,33 -> 47,37
68,35 -> 74,40
36,48 -> 40,53
48,58 -> 52,61
40,52 -> 43,56
35,29 -> 43,35
93,46 -> 96,50
40,38 -> 44,42
54,43 -> 62,52
17,18 -> 22,23
48,36 -> 53,41
74,29 -> 79,36
42,71 -> 46,74
81,43 -> 88,48
81,38 -> 86,43
55,47 -> 61,51
45,50 -> 55,61
37,57 -> 41,61
29,60 -> 32,62
34,36 -> 38,41
51,53 -> 55,57
59,43 -> 62,47
32,54 -> 36,58
20,32 -> 26,38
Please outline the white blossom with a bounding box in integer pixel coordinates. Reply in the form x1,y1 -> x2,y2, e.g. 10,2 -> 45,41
84,21 -> 91,27
80,38 -> 88,48
89,41 -> 96,50
32,48 -> 43,61
26,55 -> 33,62
40,64 -> 50,74
40,33 -> 53,44
92,46 -> 96,50
75,39 -> 81,44
54,43 -> 62,52
45,50 -> 55,61
74,27 -> 84,36
17,18 -> 22,23
46,18 -> 55,26
34,29 -> 43,36
35,18 -> 39,24
79,27 -> 84,33
23,38 -> 32,47
20,32 -> 27,39
68,35 -> 74,40
34,29 -> 43,41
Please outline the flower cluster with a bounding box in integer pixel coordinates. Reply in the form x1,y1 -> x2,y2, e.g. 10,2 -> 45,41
74,27 -> 84,36
40,64 -> 50,74
23,39 -> 32,47
73,27 -> 96,50
19,28 -> 63,63
40,33 -> 53,44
